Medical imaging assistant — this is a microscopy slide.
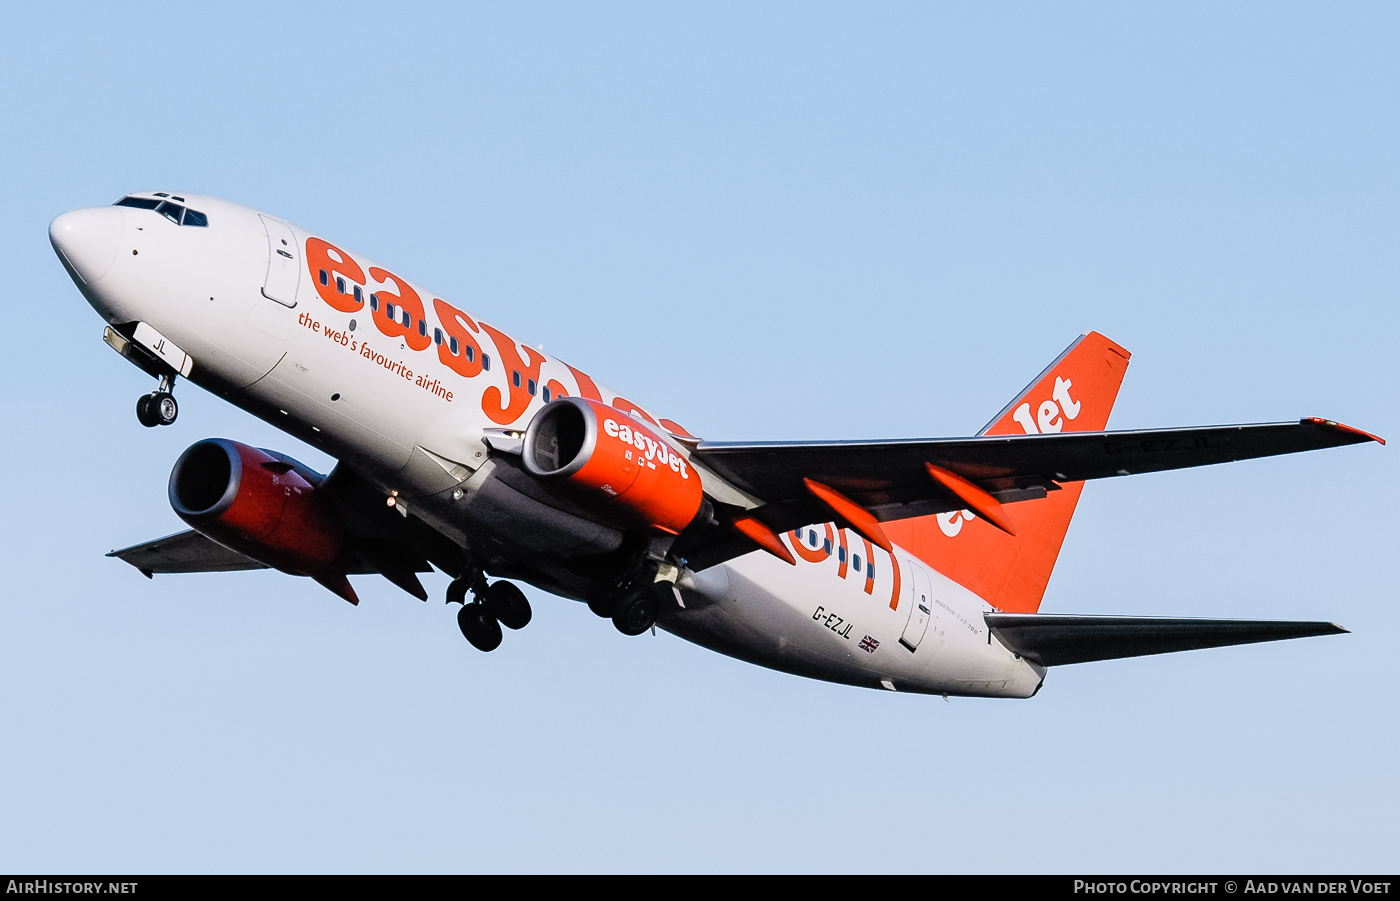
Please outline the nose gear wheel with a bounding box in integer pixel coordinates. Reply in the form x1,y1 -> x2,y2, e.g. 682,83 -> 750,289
136,373 -> 178,427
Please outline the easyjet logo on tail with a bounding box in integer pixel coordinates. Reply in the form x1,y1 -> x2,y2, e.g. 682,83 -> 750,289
884,330 -> 1132,614
939,373 -> 1081,537
1010,376 -> 1081,435
929,374 -> 1081,537
936,510 -> 975,537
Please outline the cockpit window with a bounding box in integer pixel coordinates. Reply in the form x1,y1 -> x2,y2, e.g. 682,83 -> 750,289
114,196 -> 208,226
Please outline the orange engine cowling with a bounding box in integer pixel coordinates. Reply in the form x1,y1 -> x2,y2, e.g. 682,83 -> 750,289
168,438 -> 356,602
522,397 -> 703,535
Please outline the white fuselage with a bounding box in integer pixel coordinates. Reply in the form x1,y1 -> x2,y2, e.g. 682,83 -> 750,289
52,193 -> 1045,698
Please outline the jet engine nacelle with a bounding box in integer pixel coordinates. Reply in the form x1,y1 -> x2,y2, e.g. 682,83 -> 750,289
168,438 -> 348,582
522,397 -> 703,535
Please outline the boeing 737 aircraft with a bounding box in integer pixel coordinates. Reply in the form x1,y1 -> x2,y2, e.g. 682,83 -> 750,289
49,192 -> 1383,698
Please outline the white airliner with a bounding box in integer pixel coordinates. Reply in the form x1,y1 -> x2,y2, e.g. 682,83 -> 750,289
49,192 -> 1383,698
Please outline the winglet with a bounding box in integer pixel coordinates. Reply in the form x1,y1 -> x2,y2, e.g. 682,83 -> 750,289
1306,417 -> 1385,446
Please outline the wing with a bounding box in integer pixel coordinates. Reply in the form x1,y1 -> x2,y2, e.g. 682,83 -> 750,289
676,418 -> 1381,569
109,530 -> 270,577
109,525 -> 435,590
985,613 -> 1348,666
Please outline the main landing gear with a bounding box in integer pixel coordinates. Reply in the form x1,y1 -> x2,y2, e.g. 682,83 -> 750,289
136,373 -> 178,428
447,570 -> 532,653
587,565 -> 678,637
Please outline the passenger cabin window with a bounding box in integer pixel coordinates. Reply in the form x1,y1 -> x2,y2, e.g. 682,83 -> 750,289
527,378 -> 537,396
853,555 -> 862,572
319,269 -> 329,286
541,387 -> 552,403
838,547 -> 847,564
434,328 -> 443,346
463,344 -> 473,362
449,336 -> 460,355
335,276 -> 346,295
401,310 -> 411,328
512,370 -> 521,388
353,286 -> 363,304
385,303 -> 398,321
369,293 -> 379,312
482,353 -> 491,371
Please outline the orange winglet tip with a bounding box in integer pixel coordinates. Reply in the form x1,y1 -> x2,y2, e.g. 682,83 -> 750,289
801,478 -> 894,552
732,515 -> 797,565
1306,417 -> 1385,446
924,463 -> 1018,537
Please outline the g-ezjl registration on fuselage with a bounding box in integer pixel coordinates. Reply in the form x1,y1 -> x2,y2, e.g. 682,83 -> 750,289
49,192 -> 1383,698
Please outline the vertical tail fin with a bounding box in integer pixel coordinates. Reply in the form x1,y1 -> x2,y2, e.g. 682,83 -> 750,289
884,332 -> 1131,613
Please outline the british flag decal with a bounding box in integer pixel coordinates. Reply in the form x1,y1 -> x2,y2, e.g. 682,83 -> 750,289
859,635 -> 880,653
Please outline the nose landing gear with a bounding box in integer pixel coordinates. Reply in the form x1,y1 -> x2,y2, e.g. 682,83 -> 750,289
136,374 -> 178,427
447,567 -> 532,652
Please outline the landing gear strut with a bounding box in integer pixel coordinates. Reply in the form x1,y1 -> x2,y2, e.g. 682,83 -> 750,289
446,566 -> 532,652
136,373 -> 178,428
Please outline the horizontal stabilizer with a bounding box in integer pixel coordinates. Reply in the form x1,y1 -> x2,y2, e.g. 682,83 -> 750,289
986,613 -> 1347,666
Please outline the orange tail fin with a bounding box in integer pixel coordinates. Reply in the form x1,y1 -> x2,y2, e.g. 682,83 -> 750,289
883,332 -> 1131,613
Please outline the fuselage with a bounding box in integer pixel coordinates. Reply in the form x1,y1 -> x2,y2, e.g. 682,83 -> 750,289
50,192 -> 1045,698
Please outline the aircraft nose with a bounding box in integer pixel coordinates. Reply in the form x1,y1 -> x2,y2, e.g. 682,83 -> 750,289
49,206 -> 125,285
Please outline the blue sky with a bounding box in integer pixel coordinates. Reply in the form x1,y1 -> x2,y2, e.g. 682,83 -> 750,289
2,2 -> 1396,872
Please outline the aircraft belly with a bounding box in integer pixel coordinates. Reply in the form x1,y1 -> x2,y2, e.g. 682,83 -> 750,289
452,459 -> 625,557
